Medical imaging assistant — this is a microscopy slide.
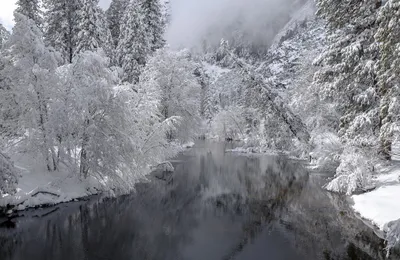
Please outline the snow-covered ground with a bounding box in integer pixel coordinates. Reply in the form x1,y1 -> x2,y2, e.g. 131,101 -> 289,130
0,142 -> 196,212
0,153 -> 102,211
351,167 -> 400,249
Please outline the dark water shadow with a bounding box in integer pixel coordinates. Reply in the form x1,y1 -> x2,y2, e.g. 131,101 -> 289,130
0,141 -> 398,260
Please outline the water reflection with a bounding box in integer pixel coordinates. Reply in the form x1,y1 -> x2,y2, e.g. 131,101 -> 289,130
0,141 -> 398,260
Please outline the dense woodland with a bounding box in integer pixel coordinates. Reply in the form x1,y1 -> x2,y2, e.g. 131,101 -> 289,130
0,0 -> 400,199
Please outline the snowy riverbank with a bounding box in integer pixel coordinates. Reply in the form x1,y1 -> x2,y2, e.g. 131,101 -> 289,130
0,142 -> 196,212
0,153 -> 103,211
351,166 -> 400,250
228,144 -> 400,250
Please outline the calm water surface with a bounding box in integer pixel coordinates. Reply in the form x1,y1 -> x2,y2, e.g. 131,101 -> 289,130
0,142 -> 398,260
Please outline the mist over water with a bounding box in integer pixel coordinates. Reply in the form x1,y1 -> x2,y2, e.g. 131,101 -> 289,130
166,0 -> 298,51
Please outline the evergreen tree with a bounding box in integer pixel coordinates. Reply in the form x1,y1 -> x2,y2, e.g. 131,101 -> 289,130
43,0 -> 80,63
96,8 -> 114,59
15,0 -> 43,27
117,1 -> 151,83
75,0 -> 104,55
106,0 -> 129,47
0,24 -> 10,49
162,0 -> 172,28
141,0 -> 166,51
375,0 -> 400,159
314,0 -> 382,148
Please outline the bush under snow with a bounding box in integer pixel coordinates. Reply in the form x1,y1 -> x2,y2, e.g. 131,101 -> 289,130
325,147 -> 375,195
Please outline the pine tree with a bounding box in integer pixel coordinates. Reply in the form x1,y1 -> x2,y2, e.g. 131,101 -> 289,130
43,0 -> 80,63
75,0 -> 112,56
0,24 -> 10,49
117,1 -> 151,83
140,0 -> 166,51
15,0 -> 43,27
95,7 -> 114,58
162,0 -> 172,28
375,0 -> 400,159
314,0 -> 382,148
106,0 -> 130,47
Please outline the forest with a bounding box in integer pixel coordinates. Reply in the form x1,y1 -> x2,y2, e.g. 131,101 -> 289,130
0,0 -> 400,252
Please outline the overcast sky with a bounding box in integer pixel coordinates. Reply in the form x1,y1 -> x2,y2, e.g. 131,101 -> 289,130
166,0 -> 293,50
0,0 -> 112,30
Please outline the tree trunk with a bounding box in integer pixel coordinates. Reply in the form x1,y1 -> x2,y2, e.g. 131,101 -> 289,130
380,138 -> 392,160
80,118 -> 90,179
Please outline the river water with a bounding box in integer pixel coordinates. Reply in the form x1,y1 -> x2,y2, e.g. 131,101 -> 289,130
0,142 -> 398,260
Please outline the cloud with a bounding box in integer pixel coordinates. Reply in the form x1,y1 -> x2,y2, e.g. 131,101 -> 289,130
99,0 -> 112,10
0,0 -> 17,30
166,0 -> 295,51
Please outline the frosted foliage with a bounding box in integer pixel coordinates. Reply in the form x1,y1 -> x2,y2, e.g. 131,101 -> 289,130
141,49 -> 201,142
141,0 -> 166,51
106,0 -> 130,47
75,0 -> 113,56
210,106 -> 246,140
325,148 -> 374,195
0,14 -> 60,171
376,0 -> 400,159
314,0 -> 381,150
117,0 -> 150,83
58,51 -> 171,187
16,0 -> 43,27
0,24 -> 10,48
43,0 -> 80,64
0,153 -> 18,196
310,132 -> 342,171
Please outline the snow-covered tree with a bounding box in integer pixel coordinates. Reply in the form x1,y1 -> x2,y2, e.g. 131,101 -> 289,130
312,0 -> 386,194
210,106 -> 246,140
61,51 -> 123,178
0,152 -> 18,196
117,0 -> 151,83
15,0 -> 43,27
375,0 -> 400,159
0,13 -> 60,171
141,49 -> 201,141
219,41 -> 310,150
57,50 -> 180,186
140,0 -> 166,52
75,0 -> 113,57
161,0 -> 172,28
43,0 -> 80,63
106,0 -> 130,47
0,24 -> 10,49
314,0 -> 382,148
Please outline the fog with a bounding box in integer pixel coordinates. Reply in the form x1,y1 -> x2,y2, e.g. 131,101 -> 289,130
166,0 -> 300,51
99,0 -> 112,9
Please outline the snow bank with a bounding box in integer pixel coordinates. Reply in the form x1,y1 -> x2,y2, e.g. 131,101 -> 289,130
352,168 -> 400,251
352,184 -> 400,230
0,154 -> 102,211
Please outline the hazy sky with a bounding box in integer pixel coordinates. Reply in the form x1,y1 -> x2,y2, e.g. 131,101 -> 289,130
166,0 -> 294,50
0,0 -> 112,30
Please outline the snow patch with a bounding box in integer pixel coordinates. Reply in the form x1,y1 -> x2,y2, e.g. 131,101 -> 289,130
352,184 -> 400,230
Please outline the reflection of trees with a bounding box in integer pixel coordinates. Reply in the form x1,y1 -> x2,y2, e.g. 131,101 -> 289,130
203,154 -> 399,260
1,142 -> 399,260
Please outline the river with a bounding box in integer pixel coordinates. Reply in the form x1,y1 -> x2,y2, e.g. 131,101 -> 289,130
0,141 -> 398,260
